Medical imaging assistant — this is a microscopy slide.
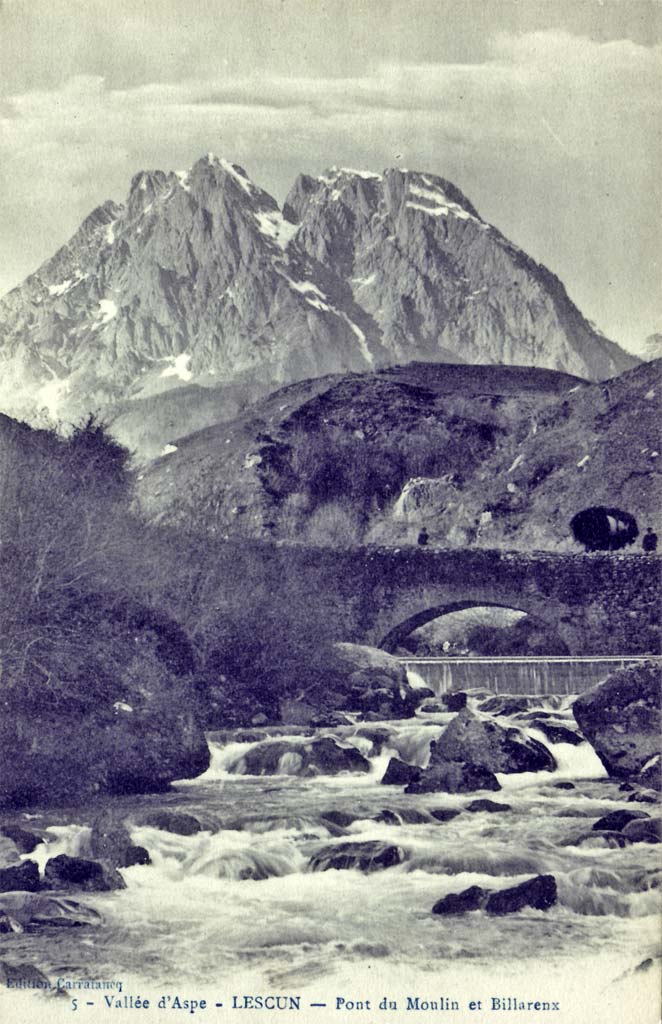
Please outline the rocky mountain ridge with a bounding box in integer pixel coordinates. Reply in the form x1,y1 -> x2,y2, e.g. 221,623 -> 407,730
0,155 -> 636,446
135,359 -> 661,552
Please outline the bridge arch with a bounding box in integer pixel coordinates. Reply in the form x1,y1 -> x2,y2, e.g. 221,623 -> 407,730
378,600 -> 570,654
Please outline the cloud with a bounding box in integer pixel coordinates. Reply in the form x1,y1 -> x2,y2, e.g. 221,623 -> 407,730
0,28 -> 660,348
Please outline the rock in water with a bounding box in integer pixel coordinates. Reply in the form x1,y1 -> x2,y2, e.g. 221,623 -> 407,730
485,875 -> 557,915
573,662 -> 662,779
43,855 -> 126,892
309,841 -> 406,873
142,811 -> 202,836
0,892 -> 102,929
622,818 -> 662,844
406,761 -> 501,794
0,825 -> 43,854
381,758 -> 422,786
432,886 -> 490,915
0,961 -> 50,987
465,799 -> 512,814
0,861 -> 40,893
430,708 -> 556,773
591,810 -> 649,832
234,737 -> 370,776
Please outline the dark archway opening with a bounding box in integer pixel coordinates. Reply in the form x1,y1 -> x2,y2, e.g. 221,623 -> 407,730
380,602 -> 569,656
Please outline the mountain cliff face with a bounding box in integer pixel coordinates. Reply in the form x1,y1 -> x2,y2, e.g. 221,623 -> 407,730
134,359 -> 661,552
0,155 -> 636,436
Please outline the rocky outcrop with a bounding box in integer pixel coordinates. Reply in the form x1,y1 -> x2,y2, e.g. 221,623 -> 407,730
432,875 -> 557,916
465,799 -> 512,814
309,841 -> 405,873
429,708 -> 556,773
485,875 -> 557,915
572,663 -> 662,779
323,643 -> 422,719
43,855 -> 125,892
231,737 -> 371,777
142,811 -> 203,836
0,892 -> 102,929
381,758 -> 422,786
0,861 -> 40,893
433,885 -> 487,915
406,761 -> 501,794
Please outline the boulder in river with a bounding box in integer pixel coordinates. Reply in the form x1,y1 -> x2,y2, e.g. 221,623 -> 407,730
527,720 -> 584,746
432,885 -> 489,915
0,892 -> 102,929
477,696 -> 536,717
485,874 -> 557,915
319,643 -> 423,719
381,758 -> 422,786
465,799 -> 512,814
309,841 -> 406,873
429,708 -> 556,773
43,855 -> 126,892
234,737 -> 370,776
429,807 -> 462,823
572,662 -> 662,780
143,811 -> 203,836
592,809 -> 649,832
0,860 -> 40,893
442,692 -> 468,711
0,825 -> 43,854
91,812 -> 151,867
406,761 -> 501,794
622,818 -> 662,844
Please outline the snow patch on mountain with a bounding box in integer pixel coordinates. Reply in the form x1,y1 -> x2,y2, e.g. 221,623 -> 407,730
160,353 -> 192,382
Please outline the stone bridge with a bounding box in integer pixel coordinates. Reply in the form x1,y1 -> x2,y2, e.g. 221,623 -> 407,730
243,545 -> 661,656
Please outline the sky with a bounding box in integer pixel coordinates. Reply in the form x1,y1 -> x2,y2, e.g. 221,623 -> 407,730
0,0 -> 660,353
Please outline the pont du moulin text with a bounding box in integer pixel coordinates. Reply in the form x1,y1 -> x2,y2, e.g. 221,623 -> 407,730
96,993 -> 560,1013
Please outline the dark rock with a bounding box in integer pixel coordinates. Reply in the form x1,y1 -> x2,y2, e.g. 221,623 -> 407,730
485,874 -> 557,915
0,911 -> 21,933
465,799 -> 512,813
0,825 -> 43,854
406,761 -> 501,794
622,818 -> 662,844
321,643 -> 422,719
418,701 -> 447,715
235,737 -> 370,777
638,756 -> 662,792
320,810 -> 357,829
309,841 -> 406,873
373,808 -> 430,825
0,961 -> 50,987
627,789 -> 659,804
553,781 -> 576,790
575,830 -> 632,849
429,808 -> 462,823
43,855 -> 125,892
527,721 -> 584,746
91,812 -> 152,867
619,782 -> 635,792
381,758 -> 421,786
432,885 -> 489,915
478,696 -> 534,717
572,662 -> 662,780
442,692 -> 468,712
430,708 -> 556,773
0,892 -> 102,929
0,860 -> 40,893
592,809 -> 649,832
143,811 -> 202,836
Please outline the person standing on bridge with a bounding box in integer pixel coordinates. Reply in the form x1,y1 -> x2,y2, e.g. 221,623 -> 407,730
642,526 -> 658,554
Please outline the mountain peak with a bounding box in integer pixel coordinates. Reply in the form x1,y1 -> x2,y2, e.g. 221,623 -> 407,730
0,153 -> 638,436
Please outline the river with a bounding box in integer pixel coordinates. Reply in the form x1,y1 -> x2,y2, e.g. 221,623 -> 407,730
1,688 -> 660,1024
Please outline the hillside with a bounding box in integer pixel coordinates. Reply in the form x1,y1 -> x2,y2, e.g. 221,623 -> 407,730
0,156 -> 636,453
133,360 -> 661,552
